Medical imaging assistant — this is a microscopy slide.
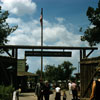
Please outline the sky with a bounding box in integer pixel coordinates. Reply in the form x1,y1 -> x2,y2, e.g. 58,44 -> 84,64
0,0 -> 99,74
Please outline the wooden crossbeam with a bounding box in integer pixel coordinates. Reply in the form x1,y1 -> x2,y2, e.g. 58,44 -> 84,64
86,50 -> 94,58
3,48 -> 12,57
0,45 -> 98,50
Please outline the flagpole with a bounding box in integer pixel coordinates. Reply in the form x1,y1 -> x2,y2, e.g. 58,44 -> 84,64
40,8 -> 43,79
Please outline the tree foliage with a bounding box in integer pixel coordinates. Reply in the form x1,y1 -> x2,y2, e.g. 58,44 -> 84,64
0,6 -> 18,52
81,0 -> 100,46
59,61 -> 76,80
36,61 -> 76,82
44,65 -> 57,81
36,69 -> 45,78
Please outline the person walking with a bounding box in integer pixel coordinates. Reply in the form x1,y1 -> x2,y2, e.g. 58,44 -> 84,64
35,79 -> 44,100
43,81 -> 50,100
68,80 -> 72,95
55,84 -> 61,100
71,80 -> 78,100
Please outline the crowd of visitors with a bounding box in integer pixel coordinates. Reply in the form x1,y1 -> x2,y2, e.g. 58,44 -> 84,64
35,78 -> 79,100
68,80 -> 78,100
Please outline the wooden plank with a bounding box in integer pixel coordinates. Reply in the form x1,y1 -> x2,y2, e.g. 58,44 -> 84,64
80,60 -> 100,64
80,98 -> 89,100
0,45 -> 98,50
80,50 -> 82,60
86,50 -> 94,58
0,56 -> 16,62
80,57 -> 100,98
83,49 -> 86,58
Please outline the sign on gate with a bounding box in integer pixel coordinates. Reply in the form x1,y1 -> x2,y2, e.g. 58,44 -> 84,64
25,51 -> 72,57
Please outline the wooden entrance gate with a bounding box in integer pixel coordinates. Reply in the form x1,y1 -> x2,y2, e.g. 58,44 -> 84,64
0,45 -> 98,89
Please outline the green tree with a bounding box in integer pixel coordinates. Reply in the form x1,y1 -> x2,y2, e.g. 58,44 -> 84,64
58,61 -> 76,80
81,0 -> 100,46
0,6 -> 18,52
36,69 -> 45,79
44,65 -> 57,82
44,61 -> 76,82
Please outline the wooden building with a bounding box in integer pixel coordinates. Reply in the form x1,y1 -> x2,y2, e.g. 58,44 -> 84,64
80,56 -> 100,98
17,71 -> 38,92
0,56 -> 17,87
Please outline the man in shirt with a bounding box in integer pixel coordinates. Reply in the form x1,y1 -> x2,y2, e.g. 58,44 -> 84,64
71,80 -> 78,100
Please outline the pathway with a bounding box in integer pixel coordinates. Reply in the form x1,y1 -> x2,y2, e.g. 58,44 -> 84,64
19,90 -> 73,100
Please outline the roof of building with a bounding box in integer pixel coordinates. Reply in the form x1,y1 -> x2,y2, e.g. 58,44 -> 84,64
17,71 -> 38,77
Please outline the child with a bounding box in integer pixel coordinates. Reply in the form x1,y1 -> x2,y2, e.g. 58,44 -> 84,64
63,90 -> 67,100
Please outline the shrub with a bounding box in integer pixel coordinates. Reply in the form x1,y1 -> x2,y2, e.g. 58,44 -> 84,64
0,85 -> 15,100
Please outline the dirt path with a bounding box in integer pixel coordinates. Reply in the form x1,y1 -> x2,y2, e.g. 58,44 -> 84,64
19,90 -> 73,100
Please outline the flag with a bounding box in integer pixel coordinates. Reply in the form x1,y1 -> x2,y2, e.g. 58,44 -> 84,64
40,8 -> 43,26
40,14 -> 42,25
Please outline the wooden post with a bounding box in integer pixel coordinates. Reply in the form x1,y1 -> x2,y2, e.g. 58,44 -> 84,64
80,50 -> 82,61
83,49 -> 86,59
12,48 -> 14,57
14,48 -> 18,89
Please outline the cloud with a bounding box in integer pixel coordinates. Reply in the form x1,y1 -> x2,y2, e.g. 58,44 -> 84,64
7,16 -> 86,72
6,17 -> 22,24
0,0 -> 37,16
7,17 -> 83,47
89,25 -> 96,29
55,17 -> 65,23
43,23 -> 82,46
1,0 -> 95,73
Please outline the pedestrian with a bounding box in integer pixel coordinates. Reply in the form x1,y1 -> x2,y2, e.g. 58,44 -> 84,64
71,80 -> 78,100
35,78 -> 44,100
43,80 -> 50,100
55,84 -> 61,100
90,67 -> 100,100
12,89 -> 20,100
68,80 -> 72,95
63,90 -> 67,100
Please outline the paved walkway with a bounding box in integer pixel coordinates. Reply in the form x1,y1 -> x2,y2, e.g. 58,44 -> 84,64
19,90 -> 73,100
